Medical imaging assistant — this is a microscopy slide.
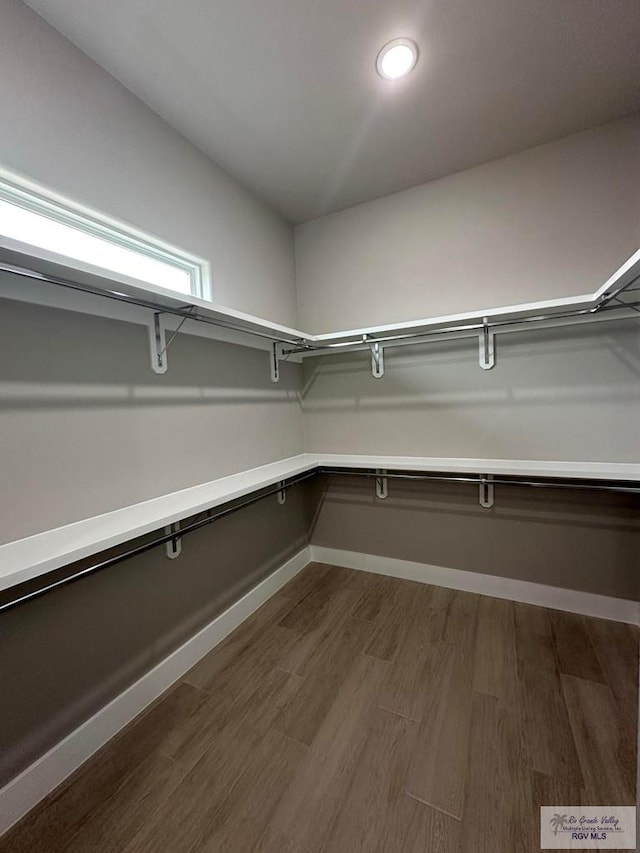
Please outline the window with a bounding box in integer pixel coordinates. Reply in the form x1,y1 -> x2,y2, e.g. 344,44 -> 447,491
0,173 -> 210,299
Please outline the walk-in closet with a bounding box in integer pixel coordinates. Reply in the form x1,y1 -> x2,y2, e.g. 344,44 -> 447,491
0,0 -> 638,850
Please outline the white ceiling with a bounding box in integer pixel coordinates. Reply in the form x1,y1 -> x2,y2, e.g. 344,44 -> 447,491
23,0 -> 640,223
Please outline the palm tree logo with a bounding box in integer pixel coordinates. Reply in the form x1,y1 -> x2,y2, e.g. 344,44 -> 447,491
550,814 -> 569,836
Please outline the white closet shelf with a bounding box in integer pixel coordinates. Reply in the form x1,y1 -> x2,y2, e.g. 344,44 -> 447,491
0,455 -> 317,592
1,239 -> 639,358
0,237 -> 309,344
306,246 -> 640,345
313,455 -> 640,479
1,453 -> 638,595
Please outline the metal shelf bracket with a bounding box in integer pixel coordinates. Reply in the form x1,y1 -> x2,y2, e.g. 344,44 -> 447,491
164,522 -> 182,559
375,470 -> 388,500
277,481 -> 287,504
364,335 -> 385,378
149,312 -> 169,374
479,319 -> 495,370
479,475 -> 494,508
270,342 -> 280,383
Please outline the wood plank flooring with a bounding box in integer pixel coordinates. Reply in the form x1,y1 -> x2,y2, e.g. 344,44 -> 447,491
1,563 -> 637,853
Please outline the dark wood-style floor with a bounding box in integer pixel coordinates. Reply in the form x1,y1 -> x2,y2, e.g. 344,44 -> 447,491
1,563 -> 637,853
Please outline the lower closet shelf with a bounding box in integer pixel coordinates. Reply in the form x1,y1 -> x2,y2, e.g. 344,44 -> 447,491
1,452 -> 638,597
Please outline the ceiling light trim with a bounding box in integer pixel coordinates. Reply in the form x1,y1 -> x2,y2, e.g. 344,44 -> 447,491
376,37 -> 419,80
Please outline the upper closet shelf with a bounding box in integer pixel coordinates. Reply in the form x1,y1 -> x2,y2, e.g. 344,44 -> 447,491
0,236 -> 307,340
1,239 -> 639,378
1,453 -> 639,599
310,247 -> 640,345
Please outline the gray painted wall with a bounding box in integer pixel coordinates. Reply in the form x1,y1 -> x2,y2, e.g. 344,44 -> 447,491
0,0 -> 637,805
0,0 -> 297,327
295,115 -> 640,333
302,320 -> 640,463
0,485 -> 309,786
302,318 -> 640,608
308,475 -> 640,600
0,0 -> 305,794
0,0 -> 306,548
0,297 -> 304,543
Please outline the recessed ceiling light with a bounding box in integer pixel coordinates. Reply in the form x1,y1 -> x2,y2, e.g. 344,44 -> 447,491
376,38 -> 419,80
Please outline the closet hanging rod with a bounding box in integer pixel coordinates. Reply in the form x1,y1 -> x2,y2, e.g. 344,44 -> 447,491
2,261 -> 639,360
596,270 -> 640,309
0,262 -> 309,348
0,469 -> 317,615
283,276 -> 640,356
317,467 -> 640,494
1,465 -> 637,614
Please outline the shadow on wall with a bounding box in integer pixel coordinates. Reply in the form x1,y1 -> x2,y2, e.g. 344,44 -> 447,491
300,319 -> 640,461
301,320 -> 640,403
0,297 -> 301,409
306,474 -> 640,601
0,297 -> 305,541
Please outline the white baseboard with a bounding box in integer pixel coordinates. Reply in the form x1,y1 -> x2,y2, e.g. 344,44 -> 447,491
311,545 -> 639,626
0,546 -> 311,837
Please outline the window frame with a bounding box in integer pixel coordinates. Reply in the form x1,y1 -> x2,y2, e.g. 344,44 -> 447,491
0,170 -> 211,300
